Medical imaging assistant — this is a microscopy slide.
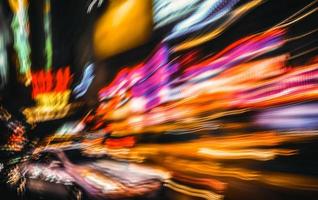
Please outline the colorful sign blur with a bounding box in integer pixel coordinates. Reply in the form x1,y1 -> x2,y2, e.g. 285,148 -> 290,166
23,67 -> 75,123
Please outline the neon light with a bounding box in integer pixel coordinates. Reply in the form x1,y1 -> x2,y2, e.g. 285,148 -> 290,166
23,90 -> 76,123
98,45 -> 170,100
0,29 -> 9,88
31,66 -> 72,98
153,0 -> 201,29
35,91 -> 71,108
9,0 -> 31,78
164,0 -> 240,41
23,102 -> 73,123
43,0 -> 53,70
172,0 -> 229,31
55,67 -> 72,92
73,63 -> 95,98
24,67 -> 74,123
172,0 -> 263,51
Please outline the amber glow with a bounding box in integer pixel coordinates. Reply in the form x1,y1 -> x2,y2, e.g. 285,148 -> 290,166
93,0 -> 153,59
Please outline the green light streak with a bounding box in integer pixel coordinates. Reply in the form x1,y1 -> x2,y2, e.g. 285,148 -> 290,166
44,0 -> 52,70
11,0 -> 31,75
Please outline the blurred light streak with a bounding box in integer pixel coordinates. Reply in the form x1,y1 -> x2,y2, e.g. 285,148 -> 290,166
0,9 -> 9,88
162,158 -> 318,190
73,63 -> 95,98
105,136 -> 136,148
171,0 -> 317,52
172,0 -> 263,52
91,160 -> 171,181
108,109 -> 247,136
261,172 -> 318,191
82,173 -> 120,193
286,28 -> 318,42
153,0 -> 200,29
92,46 -> 318,138
95,29 -> 285,134
164,0 -> 240,42
87,0 -> 104,13
288,46 -> 318,60
257,103 -> 318,118
256,103 -> 318,129
275,0 -> 318,27
0,33 -> 8,88
176,28 -> 285,82
9,0 -> 32,83
270,1 -> 318,30
172,173 -> 226,193
103,132 -> 318,164
232,62 -> 318,108
98,44 -> 170,100
161,158 -> 260,181
164,180 -> 224,200
198,147 -> 296,161
55,121 -> 83,136
43,0 -> 53,70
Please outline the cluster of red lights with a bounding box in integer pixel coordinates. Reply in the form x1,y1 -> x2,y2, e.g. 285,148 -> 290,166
31,66 -> 72,98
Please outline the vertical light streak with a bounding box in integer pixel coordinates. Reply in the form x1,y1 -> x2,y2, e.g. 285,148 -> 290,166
0,18 -> 9,88
9,0 -> 32,83
43,0 -> 53,70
